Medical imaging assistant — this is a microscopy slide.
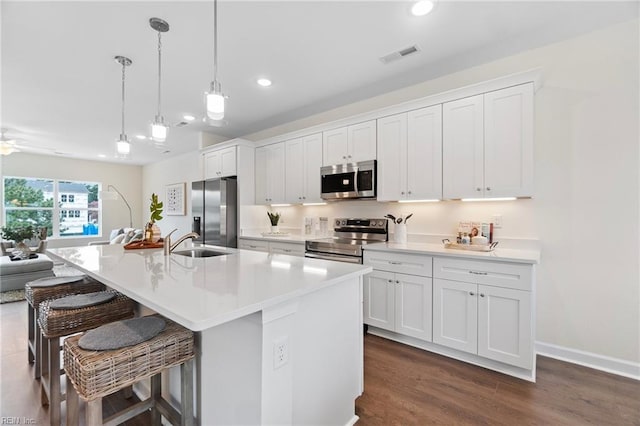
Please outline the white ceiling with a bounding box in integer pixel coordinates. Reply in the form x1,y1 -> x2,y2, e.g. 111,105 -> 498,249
2,1 -> 637,165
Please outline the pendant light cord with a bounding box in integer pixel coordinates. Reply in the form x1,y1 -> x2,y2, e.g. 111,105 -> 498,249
213,0 -> 218,81
157,31 -> 162,117
121,61 -> 126,135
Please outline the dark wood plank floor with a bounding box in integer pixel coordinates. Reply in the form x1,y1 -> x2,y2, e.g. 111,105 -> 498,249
2,299 -> 639,425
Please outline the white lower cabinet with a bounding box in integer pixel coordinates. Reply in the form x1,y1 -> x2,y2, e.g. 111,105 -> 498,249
433,258 -> 533,370
365,271 -> 432,341
363,252 -> 433,342
238,238 -> 304,257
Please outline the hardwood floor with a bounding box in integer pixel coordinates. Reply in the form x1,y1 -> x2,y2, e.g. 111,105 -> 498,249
2,299 -> 638,425
356,334 -> 640,425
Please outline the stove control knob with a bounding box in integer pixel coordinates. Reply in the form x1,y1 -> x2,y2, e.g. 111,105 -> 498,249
378,220 -> 384,226
335,220 -> 341,226
341,220 -> 347,226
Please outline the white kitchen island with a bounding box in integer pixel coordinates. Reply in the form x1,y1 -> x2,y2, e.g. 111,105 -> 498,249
46,244 -> 371,426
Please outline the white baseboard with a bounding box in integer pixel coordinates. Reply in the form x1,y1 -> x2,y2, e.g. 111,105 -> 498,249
536,341 -> 640,380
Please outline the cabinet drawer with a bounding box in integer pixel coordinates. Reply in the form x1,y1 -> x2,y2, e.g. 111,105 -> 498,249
239,239 -> 269,252
269,241 -> 305,256
364,251 -> 432,277
433,257 -> 531,291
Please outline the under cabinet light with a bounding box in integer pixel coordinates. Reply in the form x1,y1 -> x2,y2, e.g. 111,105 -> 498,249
302,203 -> 327,206
270,204 -> 291,207
461,197 -> 517,202
398,199 -> 440,203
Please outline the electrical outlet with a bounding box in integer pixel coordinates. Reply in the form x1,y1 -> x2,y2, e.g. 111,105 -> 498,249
273,336 -> 289,370
492,214 -> 503,229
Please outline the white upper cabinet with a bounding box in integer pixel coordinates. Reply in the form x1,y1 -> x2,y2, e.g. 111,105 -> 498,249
322,120 -> 376,166
285,133 -> 323,204
377,105 -> 442,201
443,83 -> 533,199
255,143 -> 285,205
204,146 -> 237,179
484,83 -> 534,198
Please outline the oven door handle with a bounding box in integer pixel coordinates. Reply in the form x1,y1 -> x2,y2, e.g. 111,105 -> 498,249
305,252 -> 362,264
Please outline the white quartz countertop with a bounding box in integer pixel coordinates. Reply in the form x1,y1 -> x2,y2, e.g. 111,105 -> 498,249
239,233 -> 328,244
364,242 -> 540,264
46,245 -> 371,331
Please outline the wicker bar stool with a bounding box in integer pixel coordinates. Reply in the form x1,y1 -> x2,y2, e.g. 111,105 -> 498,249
38,290 -> 135,426
64,315 -> 195,426
25,275 -> 104,379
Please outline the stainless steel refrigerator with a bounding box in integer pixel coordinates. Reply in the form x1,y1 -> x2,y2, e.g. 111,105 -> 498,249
191,177 -> 237,247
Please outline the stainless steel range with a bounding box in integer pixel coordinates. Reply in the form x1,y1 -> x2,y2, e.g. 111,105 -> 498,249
305,218 -> 388,264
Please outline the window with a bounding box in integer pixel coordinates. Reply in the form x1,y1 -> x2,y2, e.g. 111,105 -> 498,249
3,177 -> 101,238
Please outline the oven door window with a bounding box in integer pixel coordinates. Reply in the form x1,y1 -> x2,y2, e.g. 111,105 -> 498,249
322,172 -> 356,194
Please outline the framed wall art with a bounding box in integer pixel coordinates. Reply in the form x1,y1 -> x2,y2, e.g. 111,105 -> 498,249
165,182 -> 186,215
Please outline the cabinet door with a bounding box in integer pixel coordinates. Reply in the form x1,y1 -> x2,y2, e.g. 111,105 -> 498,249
484,83 -> 534,198
255,146 -> 270,204
433,279 -> 477,354
407,105 -> 442,200
323,127 -> 348,166
203,151 -> 221,179
302,133 -> 323,203
376,113 -> 407,201
477,285 -> 532,369
442,95 -> 484,199
268,143 -> 286,204
219,147 -> 237,177
363,270 -> 395,332
348,120 -> 377,163
285,138 -> 305,203
395,273 -> 432,342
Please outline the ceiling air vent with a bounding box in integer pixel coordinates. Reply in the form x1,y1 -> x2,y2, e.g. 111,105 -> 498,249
380,45 -> 420,64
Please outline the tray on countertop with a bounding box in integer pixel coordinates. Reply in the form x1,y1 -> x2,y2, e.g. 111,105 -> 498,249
124,240 -> 164,250
442,239 -> 498,252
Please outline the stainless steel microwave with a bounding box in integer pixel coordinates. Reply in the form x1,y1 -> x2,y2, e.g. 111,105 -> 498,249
320,160 -> 376,200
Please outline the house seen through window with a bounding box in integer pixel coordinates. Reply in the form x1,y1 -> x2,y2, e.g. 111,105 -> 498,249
3,177 -> 101,238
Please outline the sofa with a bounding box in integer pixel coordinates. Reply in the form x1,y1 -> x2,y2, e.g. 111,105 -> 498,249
88,228 -> 144,246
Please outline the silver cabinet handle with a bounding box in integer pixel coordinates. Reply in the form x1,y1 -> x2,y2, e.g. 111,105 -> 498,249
284,249 -> 292,253
388,261 -> 402,265
469,271 -> 488,275
469,291 -> 475,296
480,293 -> 485,297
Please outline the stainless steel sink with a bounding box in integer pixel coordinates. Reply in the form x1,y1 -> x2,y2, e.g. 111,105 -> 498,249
172,249 -> 229,258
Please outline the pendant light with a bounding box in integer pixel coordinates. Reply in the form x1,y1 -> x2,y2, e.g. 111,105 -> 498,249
115,56 -> 132,158
150,17 -> 170,143
205,0 -> 226,121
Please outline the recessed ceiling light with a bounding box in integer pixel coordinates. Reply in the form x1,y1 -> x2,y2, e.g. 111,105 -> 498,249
98,154 -> 107,158
183,115 -> 195,121
412,0 -> 435,16
257,78 -> 272,87
135,135 -> 147,140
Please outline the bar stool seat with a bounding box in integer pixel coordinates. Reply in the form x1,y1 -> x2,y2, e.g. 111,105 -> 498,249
25,275 -> 104,379
38,290 -> 135,425
64,315 -> 195,426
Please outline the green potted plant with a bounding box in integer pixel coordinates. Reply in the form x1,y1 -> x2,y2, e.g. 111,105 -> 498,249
1,223 -> 37,255
145,193 -> 163,242
267,211 -> 280,233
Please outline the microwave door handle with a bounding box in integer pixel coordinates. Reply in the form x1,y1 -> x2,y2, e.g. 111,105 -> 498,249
354,169 -> 359,195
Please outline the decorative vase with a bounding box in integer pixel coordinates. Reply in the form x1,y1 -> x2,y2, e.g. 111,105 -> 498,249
271,225 -> 279,234
145,223 -> 162,243
15,240 -> 31,252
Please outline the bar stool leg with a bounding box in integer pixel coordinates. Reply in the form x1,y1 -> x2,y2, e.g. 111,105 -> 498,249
181,359 -> 195,426
28,304 -> 35,364
41,336 -> 61,425
66,375 -> 79,426
151,373 -> 162,426
86,398 -> 103,425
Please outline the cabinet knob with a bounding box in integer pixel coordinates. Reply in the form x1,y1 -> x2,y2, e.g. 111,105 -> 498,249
486,187 -> 491,191
388,280 -> 393,283
343,156 -> 347,159
408,191 -> 412,194
396,280 -> 400,284
302,196 -> 306,200
480,293 -> 485,297
401,191 -> 405,195
348,155 -> 352,159
476,188 -> 482,191
469,291 -> 475,296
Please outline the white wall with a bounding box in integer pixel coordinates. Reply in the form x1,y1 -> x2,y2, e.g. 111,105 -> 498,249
244,20 -> 640,365
0,152 -> 142,247
142,150 -> 202,239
